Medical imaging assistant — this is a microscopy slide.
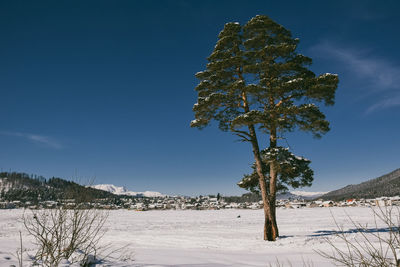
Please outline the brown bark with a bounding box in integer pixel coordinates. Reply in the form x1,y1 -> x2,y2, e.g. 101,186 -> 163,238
248,124 -> 276,241
241,91 -> 277,241
265,97 -> 280,240
268,128 -> 279,240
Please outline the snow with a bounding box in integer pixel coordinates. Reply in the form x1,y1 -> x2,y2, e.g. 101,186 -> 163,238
0,207 -> 396,266
319,73 -> 338,78
195,71 -> 205,76
286,78 -> 303,83
277,190 -> 327,200
302,103 -> 316,108
0,178 -> 13,193
91,184 -> 164,198
290,190 -> 328,198
288,190 -> 328,199
91,184 -> 128,194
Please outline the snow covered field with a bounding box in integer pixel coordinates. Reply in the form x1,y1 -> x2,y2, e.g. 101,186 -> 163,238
0,207 -> 393,266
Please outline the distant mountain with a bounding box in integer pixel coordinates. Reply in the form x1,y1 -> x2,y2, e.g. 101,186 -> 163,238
91,184 -> 164,198
321,168 -> 400,200
90,184 -> 129,195
223,191 -> 328,203
277,190 -> 329,200
0,172 -> 118,203
91,184 -> 324,200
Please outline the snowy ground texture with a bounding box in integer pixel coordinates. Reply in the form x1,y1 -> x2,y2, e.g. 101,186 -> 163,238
0,207 -> 394,266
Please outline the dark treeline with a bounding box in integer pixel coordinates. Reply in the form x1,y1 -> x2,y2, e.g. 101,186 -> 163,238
0,172 -> 120,203
223,192 -> 262,203
321,168 -> 400,201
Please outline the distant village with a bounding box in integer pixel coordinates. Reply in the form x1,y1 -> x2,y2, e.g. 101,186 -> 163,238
1,194 -> 400,210
2,169 -> 400,210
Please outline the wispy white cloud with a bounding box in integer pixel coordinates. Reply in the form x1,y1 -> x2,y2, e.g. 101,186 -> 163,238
366,94 -> 400,114
312,41 -> 400,90
311,41 -> 400,113
0,131 -> 63,149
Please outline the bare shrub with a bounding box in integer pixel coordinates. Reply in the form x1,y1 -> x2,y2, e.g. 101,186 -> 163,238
14,231 -> 23,267
23,207 -> 108,266
317,207 -> 400,267
267,257 -> 314,267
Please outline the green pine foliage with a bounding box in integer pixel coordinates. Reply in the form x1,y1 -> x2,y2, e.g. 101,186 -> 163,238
192,15 -> 338,192
192,15 -> 338,137
238,147 -> 313,194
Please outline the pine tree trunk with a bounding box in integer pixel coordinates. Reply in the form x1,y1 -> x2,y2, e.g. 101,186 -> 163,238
242,90 -> 277,241
263,202 -> 277,241
266,192 -> 279,240
267,126 -> 279,240
247,124 -> 276,241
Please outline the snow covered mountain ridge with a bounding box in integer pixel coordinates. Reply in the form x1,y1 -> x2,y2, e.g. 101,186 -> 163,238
91,183 -> 326,200
90,184 -> 164,198
277,190 -> 328,200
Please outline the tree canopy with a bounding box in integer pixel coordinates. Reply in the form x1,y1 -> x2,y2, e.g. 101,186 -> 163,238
191,15 -> 338,141
191,15 -> 338,241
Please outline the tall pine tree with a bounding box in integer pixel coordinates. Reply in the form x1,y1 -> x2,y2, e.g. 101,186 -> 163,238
191,15 -> 338,241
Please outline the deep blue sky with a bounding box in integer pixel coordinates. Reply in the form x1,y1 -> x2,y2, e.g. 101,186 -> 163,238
1,0 -> 399,196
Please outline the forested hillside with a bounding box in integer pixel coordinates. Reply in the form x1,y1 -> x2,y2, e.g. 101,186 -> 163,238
320,168 -> 400,200
0,172 -> 119,203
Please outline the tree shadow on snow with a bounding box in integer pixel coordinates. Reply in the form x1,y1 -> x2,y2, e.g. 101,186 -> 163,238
277,235 -> 294,239
310,227 -> 399,237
